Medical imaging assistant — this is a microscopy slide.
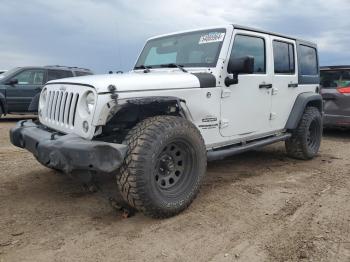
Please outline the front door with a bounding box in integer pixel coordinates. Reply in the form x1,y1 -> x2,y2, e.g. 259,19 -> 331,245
220,31 -> 273,138
6,69 -> 46,112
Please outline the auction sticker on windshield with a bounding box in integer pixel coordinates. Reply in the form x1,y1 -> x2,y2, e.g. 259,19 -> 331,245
199,32 -> 225,44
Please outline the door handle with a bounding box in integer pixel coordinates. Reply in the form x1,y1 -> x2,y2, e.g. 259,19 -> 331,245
259,83 -> 273,89
288,83 -> 298,88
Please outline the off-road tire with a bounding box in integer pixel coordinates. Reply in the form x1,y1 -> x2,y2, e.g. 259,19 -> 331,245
117,116 -> 207,218
285,106 -> 322,160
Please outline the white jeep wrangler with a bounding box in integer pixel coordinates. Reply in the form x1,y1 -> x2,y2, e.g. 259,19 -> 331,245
10,25 -> 323,218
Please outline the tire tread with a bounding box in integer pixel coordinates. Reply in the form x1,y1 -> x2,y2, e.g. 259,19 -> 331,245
117,116 -> 206,218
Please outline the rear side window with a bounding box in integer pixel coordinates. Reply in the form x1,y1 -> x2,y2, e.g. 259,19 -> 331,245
74,71 -> 92,76
230,35 -> 266,73
273,41 -> 295,74
321,70 -> 350,88
341,71 -> 350,88
299,45 -> 318,75
320,71 -> 341,88
48,70 -> 73,81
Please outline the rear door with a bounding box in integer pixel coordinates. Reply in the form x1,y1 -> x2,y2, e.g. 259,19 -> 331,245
6,69 -> 46,112
269,37 -> 298,130
321,69 -> 350,118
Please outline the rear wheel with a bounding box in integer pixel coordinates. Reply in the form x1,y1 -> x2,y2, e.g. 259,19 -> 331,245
285,106 -> 322,160
117,116 -> 207,218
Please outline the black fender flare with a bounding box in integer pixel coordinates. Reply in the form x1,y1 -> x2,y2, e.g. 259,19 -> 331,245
121,96 -> 192,120
0,92 -> 7,115
285,92 -> 323,130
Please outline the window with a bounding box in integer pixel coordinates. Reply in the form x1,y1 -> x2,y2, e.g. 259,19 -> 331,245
320,70 -> 350,88
230,35 -> 266,73
273,41 -> 295,74
13,69 -> 45,85
144,47 -> 177,65
320,71 -> 341,88
48,70 -> 73,81
74,71 -> 92,77
135,29 -> 226,68
299,45 -> 318,75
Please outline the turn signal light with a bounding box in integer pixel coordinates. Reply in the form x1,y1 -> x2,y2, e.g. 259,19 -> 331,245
337,87 -> 350,94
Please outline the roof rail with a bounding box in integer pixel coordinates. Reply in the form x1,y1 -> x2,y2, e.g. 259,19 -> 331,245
44,65 -> 92,71
320,65 -> 350,69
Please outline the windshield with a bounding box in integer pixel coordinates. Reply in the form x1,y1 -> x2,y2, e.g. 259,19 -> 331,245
135,29 -> 226,69
0,67 -> 20,79
320,70 -> 350,88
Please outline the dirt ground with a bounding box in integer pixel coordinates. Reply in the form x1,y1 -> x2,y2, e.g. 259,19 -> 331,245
0,116 -> 349,262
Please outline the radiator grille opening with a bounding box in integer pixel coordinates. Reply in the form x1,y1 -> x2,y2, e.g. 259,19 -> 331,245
44,90 -> 80,128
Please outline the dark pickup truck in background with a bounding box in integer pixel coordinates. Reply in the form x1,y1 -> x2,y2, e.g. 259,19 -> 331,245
0,65 -> 93,117
320,65 -> 350,128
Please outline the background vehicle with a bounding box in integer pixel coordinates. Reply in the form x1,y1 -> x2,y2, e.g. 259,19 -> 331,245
0,65 -> 93,117
320,65 -> 350,128
0,70 -> 7,74
11,25 -> 322,218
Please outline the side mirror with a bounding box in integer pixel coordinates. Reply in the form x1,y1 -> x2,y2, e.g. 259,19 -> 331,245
227,56 -> 255,74
5,79 -> 18,86
225,56 -> 255,87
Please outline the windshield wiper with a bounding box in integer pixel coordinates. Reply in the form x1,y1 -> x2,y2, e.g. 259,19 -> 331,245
160,63 -> 188,73
134,65 -> 152,72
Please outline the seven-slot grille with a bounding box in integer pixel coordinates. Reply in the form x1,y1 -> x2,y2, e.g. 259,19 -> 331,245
44,90 -> 79,127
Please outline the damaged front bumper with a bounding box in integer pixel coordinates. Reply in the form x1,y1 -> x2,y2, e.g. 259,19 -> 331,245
10,120 -> 127,174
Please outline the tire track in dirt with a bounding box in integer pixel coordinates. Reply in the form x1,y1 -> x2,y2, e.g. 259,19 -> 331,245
1,119 -> 350,261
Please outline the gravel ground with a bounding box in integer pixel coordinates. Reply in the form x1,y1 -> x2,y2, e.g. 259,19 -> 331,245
0,116 -> 349,262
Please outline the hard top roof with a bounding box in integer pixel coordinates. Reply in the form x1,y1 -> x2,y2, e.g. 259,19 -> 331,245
148,24 -> 317,47
232,24 -> 317,47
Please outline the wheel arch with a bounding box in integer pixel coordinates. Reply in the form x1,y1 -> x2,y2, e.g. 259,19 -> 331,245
285,92 -> 323,130
114,96 -> 192,121
0,92 -> 7,115
98,96 -> 193,142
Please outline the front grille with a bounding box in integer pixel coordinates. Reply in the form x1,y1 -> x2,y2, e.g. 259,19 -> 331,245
39,83 -> 96,139
44,90 -> 79,127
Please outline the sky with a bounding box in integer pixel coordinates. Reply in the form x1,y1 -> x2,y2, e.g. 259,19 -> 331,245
0,0 -> 349,73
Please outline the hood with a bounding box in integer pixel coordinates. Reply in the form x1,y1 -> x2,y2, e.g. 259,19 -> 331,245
47,71 -> 214,93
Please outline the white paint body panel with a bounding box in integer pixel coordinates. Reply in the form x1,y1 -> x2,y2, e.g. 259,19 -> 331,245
48,71 -> 201,93
220,31 -> 274,139
38,25 -> 318,149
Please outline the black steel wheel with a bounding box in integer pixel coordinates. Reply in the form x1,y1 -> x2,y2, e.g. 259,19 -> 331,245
155,141 -> 194,192
306,118 -> 321,152
286,106 -> 322,160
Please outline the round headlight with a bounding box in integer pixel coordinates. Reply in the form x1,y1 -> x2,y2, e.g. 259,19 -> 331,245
39,88 -> 47,109
86,91 -> 95,114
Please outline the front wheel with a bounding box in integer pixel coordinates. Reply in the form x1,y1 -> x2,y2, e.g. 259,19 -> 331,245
285,106 -> 322,160
117,116 -> 207,218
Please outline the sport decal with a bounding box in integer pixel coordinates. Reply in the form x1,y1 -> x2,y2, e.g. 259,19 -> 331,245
199,116 -> 219,130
